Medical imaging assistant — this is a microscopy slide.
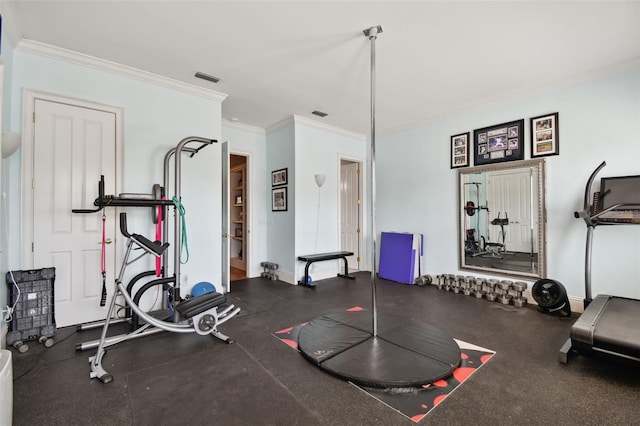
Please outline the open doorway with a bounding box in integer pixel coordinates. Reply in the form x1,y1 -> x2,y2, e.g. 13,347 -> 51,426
230,154 -> 248,281
340,158 -> 362,272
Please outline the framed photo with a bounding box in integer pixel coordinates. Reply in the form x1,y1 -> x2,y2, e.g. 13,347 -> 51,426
530,112 -> 559,158
473,119 -> 524,166
271,168 -> 288,187
235,227 -> 243,237
272,187 -> 288,211
451,132 -> 470,169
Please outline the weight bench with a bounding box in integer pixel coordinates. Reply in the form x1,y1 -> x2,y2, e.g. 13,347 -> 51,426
297,251 -> 355,289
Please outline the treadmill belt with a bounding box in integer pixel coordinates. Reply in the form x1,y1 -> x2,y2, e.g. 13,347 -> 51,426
594,297 -> 640,358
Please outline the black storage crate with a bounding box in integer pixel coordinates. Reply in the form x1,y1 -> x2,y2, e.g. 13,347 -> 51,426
6,268 -> 56,346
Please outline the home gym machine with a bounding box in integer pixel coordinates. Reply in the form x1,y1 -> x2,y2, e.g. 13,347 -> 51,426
559,161 -> 640,364
463,182 -> 488,255
73,136 -> 240,383
483,212 -> 514,258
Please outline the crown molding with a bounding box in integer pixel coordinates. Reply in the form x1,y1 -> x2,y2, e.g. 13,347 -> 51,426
266,114 -> 366,140
266,115 -> 295,134
14,39 -> 228,103
222,119 -> 266,135
293,115 -> 366,141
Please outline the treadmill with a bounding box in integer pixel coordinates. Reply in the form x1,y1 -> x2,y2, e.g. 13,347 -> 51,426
559,161 -> 640,364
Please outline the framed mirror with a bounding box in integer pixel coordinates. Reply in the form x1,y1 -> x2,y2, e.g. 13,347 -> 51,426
458,159 -> 546,279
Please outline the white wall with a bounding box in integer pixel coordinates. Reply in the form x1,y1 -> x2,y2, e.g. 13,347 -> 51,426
0,21 -> 17,345
222,121 -> 268,278
266,121 -> 296,281
294,117 -> 367,282
377,61 -> 640,300
9,47 -> 224,297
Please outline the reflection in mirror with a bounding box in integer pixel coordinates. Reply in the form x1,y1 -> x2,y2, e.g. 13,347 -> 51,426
458,159 -> 546,279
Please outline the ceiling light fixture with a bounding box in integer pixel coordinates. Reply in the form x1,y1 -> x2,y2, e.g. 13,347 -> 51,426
195,71 -> 221,84
312,110 -> 328,117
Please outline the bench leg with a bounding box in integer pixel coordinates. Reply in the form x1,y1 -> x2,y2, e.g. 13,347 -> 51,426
337,257 -> 355,280
299,262 -> 316,288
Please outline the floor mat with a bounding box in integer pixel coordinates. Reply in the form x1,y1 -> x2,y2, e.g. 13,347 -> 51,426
272,307 -> 495,423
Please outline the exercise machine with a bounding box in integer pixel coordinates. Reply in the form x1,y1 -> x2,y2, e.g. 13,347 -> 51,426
559,161 -> 640,364
74,137 -> 216,349
483,212 -> 514,258
90,212 -> 239,383
463,182 -> 488,256
73,136 -> 240,381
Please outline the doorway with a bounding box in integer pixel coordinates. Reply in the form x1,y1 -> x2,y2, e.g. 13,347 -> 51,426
22,91 -> 121,327
340,158 -> 362,272
229,154 -> 248,281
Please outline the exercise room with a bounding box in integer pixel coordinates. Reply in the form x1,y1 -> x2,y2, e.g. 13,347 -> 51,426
1,2 -> 639,424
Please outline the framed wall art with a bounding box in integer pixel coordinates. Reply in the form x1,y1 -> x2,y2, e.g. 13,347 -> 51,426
530,112 -> 559,158
272,187 -> 288,211
271,168 -> 288,187
473,119 -> 524,166
451,132 -> 470,169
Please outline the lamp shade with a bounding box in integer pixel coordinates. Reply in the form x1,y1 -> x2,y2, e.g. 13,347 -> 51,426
314,173 -> 326,188
2,132 -> 21,158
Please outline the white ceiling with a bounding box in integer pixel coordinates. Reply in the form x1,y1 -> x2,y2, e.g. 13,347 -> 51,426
4,1 -> 640,135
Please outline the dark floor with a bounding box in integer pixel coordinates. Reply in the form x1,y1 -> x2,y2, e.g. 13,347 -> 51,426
10,272 -> 640,425
465,251 -> 538,274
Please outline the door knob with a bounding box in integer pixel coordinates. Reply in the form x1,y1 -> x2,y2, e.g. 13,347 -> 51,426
99,238 -> 113,244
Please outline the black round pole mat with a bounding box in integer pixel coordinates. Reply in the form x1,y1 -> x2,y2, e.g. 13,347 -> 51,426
297,310 -> 461,388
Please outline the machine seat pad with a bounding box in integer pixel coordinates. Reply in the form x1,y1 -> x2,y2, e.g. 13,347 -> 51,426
176,292 -> 226,319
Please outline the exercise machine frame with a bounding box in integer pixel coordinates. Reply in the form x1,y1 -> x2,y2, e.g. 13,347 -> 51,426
559,161 -> 640,364
90,212 -> 239,383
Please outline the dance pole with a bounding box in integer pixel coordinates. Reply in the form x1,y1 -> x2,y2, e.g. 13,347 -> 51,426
363,25 -> 382,336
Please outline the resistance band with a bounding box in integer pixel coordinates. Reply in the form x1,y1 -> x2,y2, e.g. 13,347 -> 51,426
155,202 -> 163,276
172,197 -> 189,264
100,212 -> 107,306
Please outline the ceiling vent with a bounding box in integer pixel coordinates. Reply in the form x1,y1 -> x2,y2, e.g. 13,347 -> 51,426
312,110 -> 328,117
195,71 -> 221,84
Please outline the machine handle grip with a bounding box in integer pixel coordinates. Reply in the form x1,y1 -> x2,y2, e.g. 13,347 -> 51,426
119,212 -> 132,238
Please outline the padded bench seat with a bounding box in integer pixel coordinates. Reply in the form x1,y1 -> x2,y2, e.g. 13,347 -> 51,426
175,292 -> 227,319
297,251 -> 355,289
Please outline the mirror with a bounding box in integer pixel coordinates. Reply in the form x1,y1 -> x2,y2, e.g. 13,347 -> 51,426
458,158 -> 546,279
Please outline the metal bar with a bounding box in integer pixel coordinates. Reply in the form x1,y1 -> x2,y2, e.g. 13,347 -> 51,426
364,25 -> 382,337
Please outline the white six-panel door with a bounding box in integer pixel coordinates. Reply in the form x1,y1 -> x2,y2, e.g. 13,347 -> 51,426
340,161 -> 360,270
486,169 -> 534,253
32,99 -> 117,327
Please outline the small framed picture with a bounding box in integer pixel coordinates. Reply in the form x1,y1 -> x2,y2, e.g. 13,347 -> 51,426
271,168 -> 288,187
272,187 -> 287,211
235,227 -> 243,237
530,112 -> 559,158
451,132 -> 470,169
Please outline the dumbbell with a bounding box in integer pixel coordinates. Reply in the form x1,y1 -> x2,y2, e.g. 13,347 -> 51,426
496,280 -> 514,305
462,276 -> 475,296
472,278 -> 485,299
414,275 -> 433,286
484,279 -> 499,301
511,281 -> 528,307
444,274 -> 455,292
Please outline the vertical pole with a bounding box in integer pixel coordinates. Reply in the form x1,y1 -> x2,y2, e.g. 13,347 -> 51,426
364,25 -> 382,336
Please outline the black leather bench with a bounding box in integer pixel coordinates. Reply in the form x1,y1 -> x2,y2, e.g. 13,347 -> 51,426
297,251 -> 355,288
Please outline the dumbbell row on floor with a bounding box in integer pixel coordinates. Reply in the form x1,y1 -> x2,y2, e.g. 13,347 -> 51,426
433,274 -> 528,307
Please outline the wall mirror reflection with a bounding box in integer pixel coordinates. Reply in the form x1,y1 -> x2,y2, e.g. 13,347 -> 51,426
458,159 -> 546,279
